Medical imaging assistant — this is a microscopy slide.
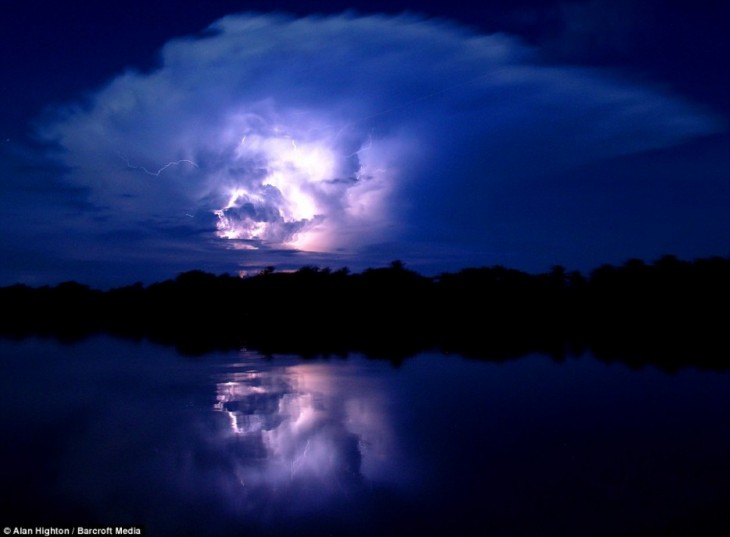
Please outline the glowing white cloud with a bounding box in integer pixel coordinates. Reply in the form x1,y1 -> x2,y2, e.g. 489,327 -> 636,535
38,12 -> 721,260
201,107 -> 400,250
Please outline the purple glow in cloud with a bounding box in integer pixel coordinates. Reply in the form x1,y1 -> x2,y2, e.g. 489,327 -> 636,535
38,12 -> 721,263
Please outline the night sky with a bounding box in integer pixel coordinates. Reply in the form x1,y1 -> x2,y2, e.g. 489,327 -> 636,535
2,0 -> 728,287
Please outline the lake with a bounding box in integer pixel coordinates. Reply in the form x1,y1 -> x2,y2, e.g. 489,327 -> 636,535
1,336 -> 729,536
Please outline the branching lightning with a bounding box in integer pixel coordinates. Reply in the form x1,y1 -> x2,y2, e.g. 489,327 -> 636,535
118,152 -> 198,176
291,439 -> 312,480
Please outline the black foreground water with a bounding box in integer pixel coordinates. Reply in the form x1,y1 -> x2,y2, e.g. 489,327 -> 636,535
1,336 -> 729,536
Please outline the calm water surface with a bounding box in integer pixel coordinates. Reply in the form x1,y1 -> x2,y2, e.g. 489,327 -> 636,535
1,336 -> 729,536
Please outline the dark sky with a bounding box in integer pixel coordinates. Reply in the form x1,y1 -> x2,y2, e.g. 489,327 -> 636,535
1,0 -> 728,287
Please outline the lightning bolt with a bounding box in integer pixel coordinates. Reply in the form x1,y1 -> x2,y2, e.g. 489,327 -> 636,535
118,152 -> 198,176
345,132 -> 373,158
290,439 -> 311,480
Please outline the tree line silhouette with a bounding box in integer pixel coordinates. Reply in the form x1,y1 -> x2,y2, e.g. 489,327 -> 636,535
1,255 -> 728,369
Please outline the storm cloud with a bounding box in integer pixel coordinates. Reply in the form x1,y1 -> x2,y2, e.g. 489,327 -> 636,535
38,12 -> 722,276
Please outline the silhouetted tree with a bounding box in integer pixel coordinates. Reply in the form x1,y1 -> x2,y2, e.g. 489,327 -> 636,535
1,255 -> 728,367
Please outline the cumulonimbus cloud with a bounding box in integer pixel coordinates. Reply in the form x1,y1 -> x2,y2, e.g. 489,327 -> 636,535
39,12 -> 722,258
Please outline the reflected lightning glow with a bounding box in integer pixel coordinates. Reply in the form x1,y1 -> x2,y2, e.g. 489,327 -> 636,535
212,356 -> 403,494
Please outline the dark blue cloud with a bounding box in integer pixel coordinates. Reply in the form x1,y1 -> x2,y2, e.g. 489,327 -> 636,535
27,12 -> 721,282
1,9 -> 726,286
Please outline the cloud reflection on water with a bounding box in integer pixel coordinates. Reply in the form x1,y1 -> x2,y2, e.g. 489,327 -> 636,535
210,354 -> 404,518
0,339 -> 408,535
